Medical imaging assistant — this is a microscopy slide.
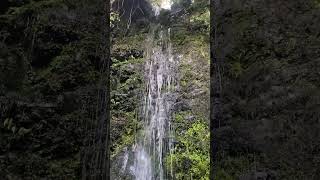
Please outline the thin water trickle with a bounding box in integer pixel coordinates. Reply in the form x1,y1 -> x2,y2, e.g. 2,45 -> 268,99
121,147 -> 129,173
131,27 -> 177,180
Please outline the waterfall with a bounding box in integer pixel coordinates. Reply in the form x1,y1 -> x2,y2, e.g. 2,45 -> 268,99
131,26 -> 177,180
153,0 -> 173,16
160,0 -> 173,10
121,147 -> 129,173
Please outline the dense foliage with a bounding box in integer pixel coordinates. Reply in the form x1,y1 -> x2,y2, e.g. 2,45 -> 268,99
0,0 -> 107,178
213,0 -> 320,179
165,112 -> 209,180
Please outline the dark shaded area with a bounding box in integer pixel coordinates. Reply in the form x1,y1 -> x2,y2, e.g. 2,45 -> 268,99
211,0 -> 320,179
0,0 -> 109,179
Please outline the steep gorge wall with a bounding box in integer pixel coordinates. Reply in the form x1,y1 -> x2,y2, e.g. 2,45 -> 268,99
213,0 -> 320,179
0,0 -> 108,179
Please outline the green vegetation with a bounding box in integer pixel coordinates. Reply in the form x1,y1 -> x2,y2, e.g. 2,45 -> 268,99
165,112 -> 209,180
111,112 -> 139,157
0,0 -> 106,178
213,0 -> 320,179
161,1 -> 210,179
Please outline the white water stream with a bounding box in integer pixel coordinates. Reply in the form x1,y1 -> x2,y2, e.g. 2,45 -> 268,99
130,25 -> 177,180
153,0 -> 173,16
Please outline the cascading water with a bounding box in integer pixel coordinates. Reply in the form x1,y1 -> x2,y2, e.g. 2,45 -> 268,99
131,23 -> 178,180
153,0 -> 173,16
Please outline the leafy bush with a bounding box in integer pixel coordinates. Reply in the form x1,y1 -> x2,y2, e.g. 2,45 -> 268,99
165,112 -> 209,179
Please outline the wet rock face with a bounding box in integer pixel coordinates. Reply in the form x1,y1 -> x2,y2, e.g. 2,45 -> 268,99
111,146 -> 135,180
130,28 -> 178,180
